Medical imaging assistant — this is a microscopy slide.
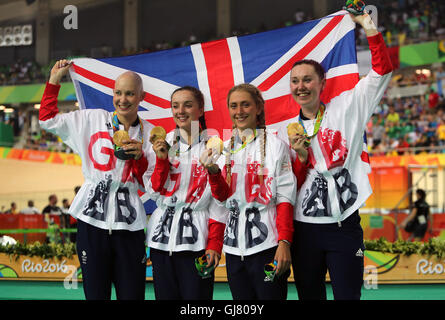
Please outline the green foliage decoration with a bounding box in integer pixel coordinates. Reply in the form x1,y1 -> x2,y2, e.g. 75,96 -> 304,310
1,238 -> 444,260
364,238 -> 445,259
0,242 -> 76,261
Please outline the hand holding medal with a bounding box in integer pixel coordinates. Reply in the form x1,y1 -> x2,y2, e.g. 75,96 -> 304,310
200,136 -> 224,174
113,130 -> 133,160
113,130 -> 144,160
287,122 -> 309,163
113,130 -> 130,148
150,126 -> 169,160
287,122 -> 309,145
149,126 -> 167,144
111,110 -> 145,160
206,136 -> 224,155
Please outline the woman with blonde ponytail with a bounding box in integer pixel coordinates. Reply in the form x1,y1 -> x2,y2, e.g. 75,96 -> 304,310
207,83 -> 307,300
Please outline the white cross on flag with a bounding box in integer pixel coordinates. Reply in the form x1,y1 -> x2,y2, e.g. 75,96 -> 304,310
69,11 -> 359,139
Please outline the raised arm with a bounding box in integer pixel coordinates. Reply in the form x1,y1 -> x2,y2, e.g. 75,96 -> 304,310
350,12 -> 378,37
352,12 -> 392,77
39,59 -> 72,121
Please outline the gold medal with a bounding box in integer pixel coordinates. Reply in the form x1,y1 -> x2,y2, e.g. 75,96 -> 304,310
206,136 -> 224,154
113,130 -> 130,147
149,126 -> 167,143
287,122 -> 305,136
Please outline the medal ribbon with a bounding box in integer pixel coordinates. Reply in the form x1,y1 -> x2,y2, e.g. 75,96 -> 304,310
298,103 -> 325,145
229,129 -> 257,154
112,111 -> 144,147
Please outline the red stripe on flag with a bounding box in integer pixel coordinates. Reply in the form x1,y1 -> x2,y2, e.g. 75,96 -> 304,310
73,63 -> 115,88
257,15 -> 344,92
145,117 -> 177,133
264,95 -> 299,125
361,151 -> 370,164
72,63 -> 171,109
200,39 -> 236,136
321,73 -> 359,104
143,92 -> 171,109
360,151 -> 371,164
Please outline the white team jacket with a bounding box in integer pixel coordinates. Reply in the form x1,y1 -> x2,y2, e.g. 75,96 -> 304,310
39,84 -> 155,232
277,33 -> 392,224
145,132 -> 227,253
217,132 -> 296,257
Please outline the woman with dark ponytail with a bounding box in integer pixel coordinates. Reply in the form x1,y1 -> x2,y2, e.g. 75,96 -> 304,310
145,86 -> 226,300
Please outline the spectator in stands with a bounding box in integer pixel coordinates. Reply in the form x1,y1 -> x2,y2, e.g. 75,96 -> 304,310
42,194 -> 63,222
60,198 -> 70,229
409,102 -> 421,121
386,138 -> 400,156
396,135 -> 411,155
437,118 -> 445,149
5,202 -> 18,214
414,134 -> 430,154
399,119 -> 414,136
386,121 -> 401,141
20,200 -> 40,214
406,122 -> 421,146
372,137 -> 389,156
417,113 -> 429,133
425,112 -> 438,139
386,105 -> 400,125
427,88 -> 439,110
0,59 -> 45,85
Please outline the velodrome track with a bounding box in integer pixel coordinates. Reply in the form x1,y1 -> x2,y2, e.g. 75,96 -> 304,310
0,158 -> 83,211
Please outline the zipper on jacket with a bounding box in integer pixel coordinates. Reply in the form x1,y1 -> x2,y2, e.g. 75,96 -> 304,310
239,209 -> 246,262
167,206 -> 181,257
107,193 -> 113,235
107,199 -> 113,235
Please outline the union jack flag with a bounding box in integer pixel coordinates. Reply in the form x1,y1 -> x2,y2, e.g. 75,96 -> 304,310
69,10 -> 359,138
69,11 -> 361,213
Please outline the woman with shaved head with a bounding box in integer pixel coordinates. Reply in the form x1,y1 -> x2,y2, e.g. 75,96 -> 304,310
39,59 -> 156,300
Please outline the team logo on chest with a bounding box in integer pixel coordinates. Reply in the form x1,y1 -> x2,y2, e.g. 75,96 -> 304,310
185,161 -> 208,203
245,160 -> 273,204
317,128 -> 348,169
